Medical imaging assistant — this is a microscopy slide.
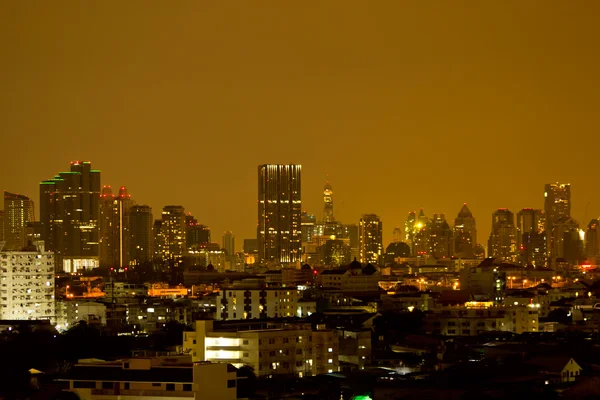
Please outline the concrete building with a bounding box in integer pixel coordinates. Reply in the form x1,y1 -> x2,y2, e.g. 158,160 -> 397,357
98,186 -> 132,269
488,209 -> 517,263
56,300 -> 107,330
453,204 -> 477,258
318,260 -> 381,294
216,288 -> 302,320
60,356 -> 237,400
160,206 -> 186,264
0,242 -> 54,321
183,320 -> 339,377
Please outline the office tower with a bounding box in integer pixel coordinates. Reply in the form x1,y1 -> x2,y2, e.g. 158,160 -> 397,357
488,209 -> 517,263
323,180 -> 334,223
392,227 -> 402,243
161,206 -> 186,264
153,220 -> 164,261
301,211 -> 316,244
322,238 -> 351,265
186,214 -> 211,249
453,204 -> 477,258
257,164 -> 302,264
98,186 -> 132,269
0,241 -> 54,320
244,238 -> 259,254
25,221 -> 44,243
40,161 -> 101,272
428,213 -> 452,259
342,223 -> 360,261
3,191 -> 34,251
544,183 -> 571,264
586,219 -> 600,264
551,217 -> 582,265
516,208 -> 546,266
223,231 -> 235,256
359,214 -> 383,265
404,211 -> 416,248
129,205 -> 153,266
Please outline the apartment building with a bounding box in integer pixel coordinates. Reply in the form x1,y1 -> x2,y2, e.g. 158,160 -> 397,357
182,320 -> 339,377
216,288 -> 302,320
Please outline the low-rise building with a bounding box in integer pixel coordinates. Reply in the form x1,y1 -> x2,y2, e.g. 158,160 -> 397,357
216,288 -> 302,320
182,320 -> 339,377
60,356 -> 237,400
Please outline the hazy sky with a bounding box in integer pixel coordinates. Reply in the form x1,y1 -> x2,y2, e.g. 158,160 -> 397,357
1,1 -> 599,250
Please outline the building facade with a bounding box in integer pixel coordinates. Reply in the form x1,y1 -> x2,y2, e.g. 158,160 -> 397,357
98,186 -> 132,269
216,288 -> 302,320
129,205 -> 153,266
3,192 -> 35,251
488,209 -> 517,263
40,161 -> 101,271
359,214 -> 383,265
0,243 -> 55,321
258,164 -> 302,264
160,206 -> 186,264
453,204 -> 477,258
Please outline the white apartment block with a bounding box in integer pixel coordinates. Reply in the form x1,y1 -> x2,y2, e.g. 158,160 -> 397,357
216,288 -> 301,320
56,300 -> 107,330
183,320 -> 339,377
0,246 -> 55,321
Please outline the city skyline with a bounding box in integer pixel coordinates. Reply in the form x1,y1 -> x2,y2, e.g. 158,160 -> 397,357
1,2 -> 600,248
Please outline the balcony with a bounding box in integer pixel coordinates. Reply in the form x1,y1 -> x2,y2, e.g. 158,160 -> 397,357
91,389 -> 194,397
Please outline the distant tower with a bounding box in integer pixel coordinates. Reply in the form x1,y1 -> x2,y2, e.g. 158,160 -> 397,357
428,213 -> 452,259
323,180 -> 334,223
404,212 -> 416,246
488,209 -> 517,263
223,231 -> 235,256
257,164 -> 302,264
544,183 -> 571,264
516,208 -> 546,267
161,206 -> 186,264
98,186 -> 132,269
359,214 -> 383,265
392,226 -> 402,243
130,205 -> 153,266
3,192 -> 34,251
453,204 -> 477,258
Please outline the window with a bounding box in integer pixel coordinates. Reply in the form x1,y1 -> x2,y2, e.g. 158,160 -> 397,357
183,384 -> 192,391
243,340 -> 249,345
243,352 -> 249,357
192,340 -> 196,345
123,362 -> 130,369
73,382 -> 96,389
227,379 -> 236,388
328,348 -> 333,353
102,382 -> 113,389
124,383 -> 130,390
166,383 -> 175,391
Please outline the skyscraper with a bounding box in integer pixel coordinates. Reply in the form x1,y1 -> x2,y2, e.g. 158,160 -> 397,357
544,183 -> 571,264
392,226 -> 402,243
428,213 -> 452,259
453,204 -> 477,258
223,231 -> 235,256
404,211 -> 416,249
300,211 -> 316,244
516,208 -> 546,266
488,209 -> 517,263
186,214 -> 211,249
257,164 -> 302,264
585,219 -> 600,265
323,180 -> 334,223
359,214 -> 383,265
3,191 -> 34,251
550,217 -> 582,265
130,205 -> 153,266
161,206 -> 186,264
40,161 -> 101,271
98,186 -> 132,269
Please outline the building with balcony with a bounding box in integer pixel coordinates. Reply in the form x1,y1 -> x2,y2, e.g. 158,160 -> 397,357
216,288 -> 302,320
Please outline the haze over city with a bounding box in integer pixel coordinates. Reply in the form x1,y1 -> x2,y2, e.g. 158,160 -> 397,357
2,2 -> 600,246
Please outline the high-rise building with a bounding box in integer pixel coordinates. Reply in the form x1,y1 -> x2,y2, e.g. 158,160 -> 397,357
544,183 -> 571,264
300,211 -> 316,244
453,204 -> 477,258
186,214 -> 211,249
404,211 -> 416,249
40,161 -> 101,271
550,217 -> 582,265
98,186 -> 132,269
321,238 -> 351,266
323,180 -> 334,223
129,205 -> 153,266
488,209 -> 517,263
160,206 -> 186,264
516,208 -> 546,267
428,213 -> 452,259
392,226 -> 402,243
585,219 -> 600,265
0,241 -> 54,321
359,214 -> 383,265
257,164 -> 302,264
223,231 -> 235,256
153,220 -> 164,261
3,192 -> 34,251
